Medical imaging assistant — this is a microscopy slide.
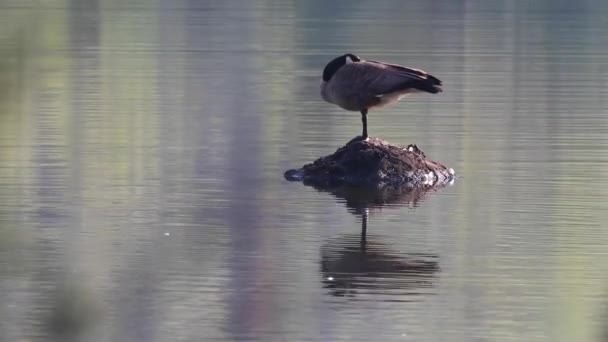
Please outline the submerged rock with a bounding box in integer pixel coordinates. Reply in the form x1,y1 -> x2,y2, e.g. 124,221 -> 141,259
285,137 -> 455,187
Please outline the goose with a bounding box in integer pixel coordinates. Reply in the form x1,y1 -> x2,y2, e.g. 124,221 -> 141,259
320,54 -> 442,139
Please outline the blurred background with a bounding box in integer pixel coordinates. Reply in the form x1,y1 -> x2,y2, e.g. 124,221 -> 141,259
1,0 -> 608,341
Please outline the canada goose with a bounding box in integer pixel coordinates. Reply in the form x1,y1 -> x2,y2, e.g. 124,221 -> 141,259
320,54 -> 442,139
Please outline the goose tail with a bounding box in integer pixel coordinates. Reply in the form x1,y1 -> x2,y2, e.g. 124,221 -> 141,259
416,74 -> 443,94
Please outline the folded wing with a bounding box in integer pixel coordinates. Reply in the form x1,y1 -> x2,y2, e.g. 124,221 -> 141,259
350,60 -> 443,96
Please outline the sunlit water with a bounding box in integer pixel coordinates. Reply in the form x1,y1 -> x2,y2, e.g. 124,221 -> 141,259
1,1 -> 608,341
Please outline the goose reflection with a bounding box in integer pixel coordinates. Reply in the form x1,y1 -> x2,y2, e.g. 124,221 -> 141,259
321,234 -> 438,298
318,185 -> 442,299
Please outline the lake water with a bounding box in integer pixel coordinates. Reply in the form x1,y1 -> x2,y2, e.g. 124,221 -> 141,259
1,1 -> 608,341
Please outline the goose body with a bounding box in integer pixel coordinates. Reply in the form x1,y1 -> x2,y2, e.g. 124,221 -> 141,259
320,54 -> 442,139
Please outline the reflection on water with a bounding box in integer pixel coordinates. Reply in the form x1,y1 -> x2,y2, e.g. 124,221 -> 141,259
2,0 -> 608,341
321,231 -> 439,300
318,184 -> 440,300
321,236 -> 438,300
311,183 -> 449,216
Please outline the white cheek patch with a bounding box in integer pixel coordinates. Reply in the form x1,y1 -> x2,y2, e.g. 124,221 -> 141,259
345,56 -> 354,64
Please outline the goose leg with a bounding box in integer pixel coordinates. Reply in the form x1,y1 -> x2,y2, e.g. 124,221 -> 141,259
361,109 -> 368,139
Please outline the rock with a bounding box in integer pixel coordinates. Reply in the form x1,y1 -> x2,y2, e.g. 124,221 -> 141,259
284,137 -> 455,187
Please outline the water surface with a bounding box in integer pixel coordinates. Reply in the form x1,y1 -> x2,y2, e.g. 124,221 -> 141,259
1,1 -> 608,341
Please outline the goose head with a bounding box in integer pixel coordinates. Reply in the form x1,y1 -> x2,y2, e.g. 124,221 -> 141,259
322,53 -> 361,82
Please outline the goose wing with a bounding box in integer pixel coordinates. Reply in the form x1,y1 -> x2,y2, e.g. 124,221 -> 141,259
343,60 -> 442,96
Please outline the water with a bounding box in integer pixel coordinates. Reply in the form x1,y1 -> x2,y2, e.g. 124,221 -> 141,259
1,1 -> 608,341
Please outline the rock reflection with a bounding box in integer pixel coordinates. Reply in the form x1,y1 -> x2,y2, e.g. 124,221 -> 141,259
318,185 -> 443,299
310,183 -> 447,217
